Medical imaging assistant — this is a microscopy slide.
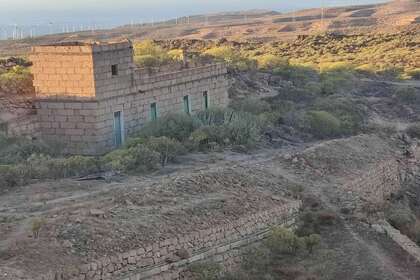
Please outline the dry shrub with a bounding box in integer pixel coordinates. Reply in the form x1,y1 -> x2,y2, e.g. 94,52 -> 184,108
31,218 -> 46,239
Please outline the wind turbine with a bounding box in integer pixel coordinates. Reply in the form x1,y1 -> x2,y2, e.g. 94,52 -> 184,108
321,0 -> 325,30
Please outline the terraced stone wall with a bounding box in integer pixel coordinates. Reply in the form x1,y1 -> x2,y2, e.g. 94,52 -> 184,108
39,201 -> 301,280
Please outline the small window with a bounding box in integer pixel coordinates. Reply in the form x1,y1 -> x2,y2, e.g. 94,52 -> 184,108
183,95 -> 190,114
150,103 -> 157,121
111,64 -> 118,76
203,91 -> 209,109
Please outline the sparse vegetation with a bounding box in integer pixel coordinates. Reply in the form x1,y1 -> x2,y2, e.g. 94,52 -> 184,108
133,40 -> 185,67
406,123 -> 420,139
217,226 -> 322,280
146,136 -> 185,167
189,262 -> 222,280
0,65 -> 33,93
31,217 -> 46,239
102,144 -> 160,173
304,110 -> 342,139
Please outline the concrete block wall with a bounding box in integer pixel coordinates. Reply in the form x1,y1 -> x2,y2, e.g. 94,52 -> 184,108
29,42 -> 229,155
35,99 -> 99,155
93,42 -> 134,100
38,200 -> 301,280
94,64 -> 229,154
30,44 -> 96,98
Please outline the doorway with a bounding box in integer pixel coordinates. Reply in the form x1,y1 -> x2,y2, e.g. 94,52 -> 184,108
113,111 -> 124,147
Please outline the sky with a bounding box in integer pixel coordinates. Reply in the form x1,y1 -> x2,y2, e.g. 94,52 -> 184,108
0,0 -> 390,39
0,0 -> 390,25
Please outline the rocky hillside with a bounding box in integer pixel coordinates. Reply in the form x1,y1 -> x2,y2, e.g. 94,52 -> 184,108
0,0 -> 419,56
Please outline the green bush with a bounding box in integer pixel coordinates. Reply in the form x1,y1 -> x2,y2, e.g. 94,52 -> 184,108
305,110 -> 342,138
394,86 -> 419,104
229,98 -> 271,115
302,234 -> 321,254
167,49 -> 184,61
31,217 -> 46,239
146,136 -> 185,167
312,98 -> 365,135
195,109 -> 262,147
223,111 -> 261,146
405,68 -> 420,80
195,108 -> 230,126
134,55 -> 161,68
189,262 -> 222,280
265,227 -> 303,255
0,139 -> 51,164
26,154 -> 99,179
0,65 -> 32,90
296,210 -> 337,236
133,40 -> 169,67
320,70 -> 354,95
204,46 -> 237,64
138,113 -> 199,142
0,165 -> 22,189
102,145 -> 160,173
61,156 -> 99,177
387,208 -> 416,235
256,54 -> 288,70
273,64 -> 318,86
189,125 -> 228,150
406,123 -> 420,139
203,46 -> 252,70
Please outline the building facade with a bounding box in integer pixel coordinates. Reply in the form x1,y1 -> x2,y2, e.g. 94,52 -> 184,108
27,41 -> 229,155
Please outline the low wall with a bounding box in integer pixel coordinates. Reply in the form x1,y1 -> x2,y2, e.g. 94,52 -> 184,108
378,221 -> 420,264
340,159 -> 402,208
40,201 -> 301,280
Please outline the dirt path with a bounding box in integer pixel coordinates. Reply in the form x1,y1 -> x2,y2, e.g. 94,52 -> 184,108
2,137 -> 420,279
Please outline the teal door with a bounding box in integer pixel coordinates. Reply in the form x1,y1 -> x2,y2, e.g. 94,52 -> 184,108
150,103 -> 157,120
203,91 -> 209,109
183,95 -> 190,114
114,111 -> 123,147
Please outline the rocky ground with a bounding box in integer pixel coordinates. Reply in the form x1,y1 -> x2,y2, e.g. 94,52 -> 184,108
2,129 -> 420,279
0,0 -> 419,56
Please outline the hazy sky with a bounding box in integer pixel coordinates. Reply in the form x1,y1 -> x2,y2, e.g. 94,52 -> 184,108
0,0 -> 390,25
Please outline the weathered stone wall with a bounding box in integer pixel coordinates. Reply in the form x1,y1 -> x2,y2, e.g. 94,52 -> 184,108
94,64 -> 228,153
30,45 -> 96,98
35,98 -> 99,155
93,42 -> 134,100
377,221 -> 420,264
38,201 -> 301,280
28,42 -> 229,155
339,159 -> 402,208
342,159 -> 401,204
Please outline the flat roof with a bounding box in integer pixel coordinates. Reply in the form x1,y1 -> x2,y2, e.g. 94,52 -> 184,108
31,40 -> 132,54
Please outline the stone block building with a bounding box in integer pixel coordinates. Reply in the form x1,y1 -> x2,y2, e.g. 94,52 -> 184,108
26,41 -> 229,155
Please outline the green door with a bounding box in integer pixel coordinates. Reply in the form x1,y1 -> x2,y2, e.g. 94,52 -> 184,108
183,95 -> 190,114
114,111 -> 123,147
150,103 -> 158,120
203,91 -> 209,109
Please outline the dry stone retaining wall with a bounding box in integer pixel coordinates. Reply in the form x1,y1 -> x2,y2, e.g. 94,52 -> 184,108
379,221 -> 420,264
340,159 -> 402,207
39,201 -> 301,280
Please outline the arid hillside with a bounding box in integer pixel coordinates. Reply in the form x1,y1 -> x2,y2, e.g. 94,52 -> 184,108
0,0 -> 419,56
